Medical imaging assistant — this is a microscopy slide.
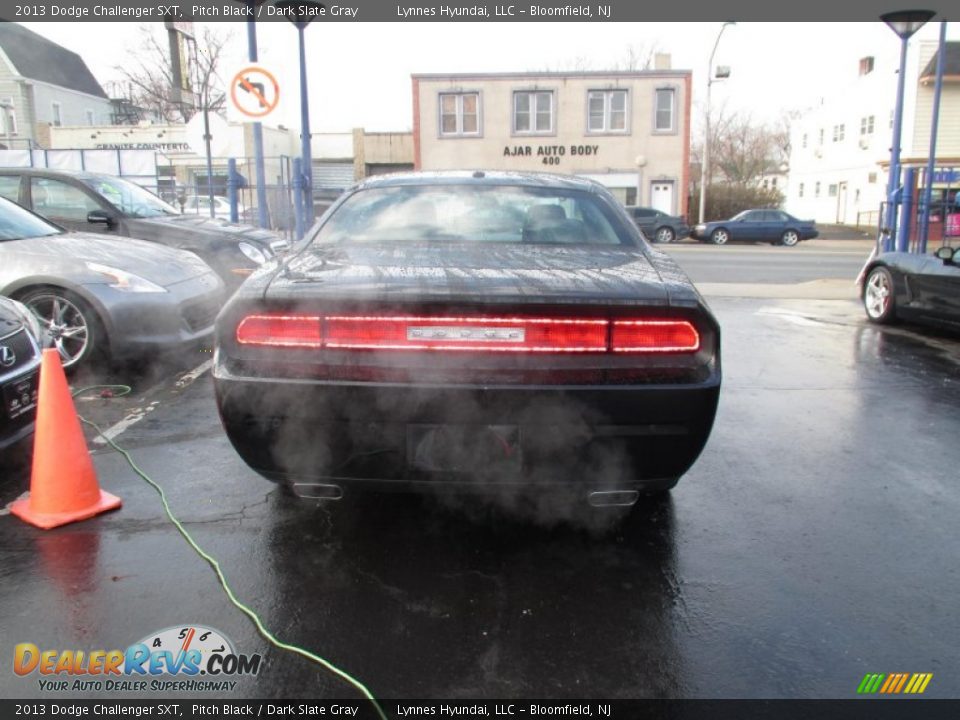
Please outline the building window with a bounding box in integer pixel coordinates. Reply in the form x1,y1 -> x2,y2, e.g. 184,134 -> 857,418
587,89 -> 628,133
815,182 -> 821,198
860,115 -> 875,135
828,184 -> 838,197
653,88 -> 675,132
439,92 -> 480,137
802,134 -> 808,149
86,110 -> 95,126
1,97 -> 17,136
51,102 -> 62,127
889,110 -> 894,129
868,172 -> 877,184
799,183 -> 804,198
832,124 -> 845,142
859,56 -> 875,75
513,91 -> 553,134
855,189 -> 861,203
771,177 -> 778,188
818,128 -> 824,145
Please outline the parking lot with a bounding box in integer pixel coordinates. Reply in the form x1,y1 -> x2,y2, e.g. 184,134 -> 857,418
2,237 -> 959,700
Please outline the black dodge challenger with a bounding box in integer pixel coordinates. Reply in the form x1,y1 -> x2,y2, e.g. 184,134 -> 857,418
213,172 -> 721,508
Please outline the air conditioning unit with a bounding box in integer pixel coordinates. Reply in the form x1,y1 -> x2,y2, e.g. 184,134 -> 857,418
859,137 -> 871,150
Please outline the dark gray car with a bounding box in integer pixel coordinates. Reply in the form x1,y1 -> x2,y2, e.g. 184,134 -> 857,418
0,295 -> 42,455
0,169 -> 288,291
626,206 -> 691,244
0,197 -> 225,371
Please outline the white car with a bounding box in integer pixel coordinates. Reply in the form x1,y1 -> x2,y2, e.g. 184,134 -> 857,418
179,194 -> 244,220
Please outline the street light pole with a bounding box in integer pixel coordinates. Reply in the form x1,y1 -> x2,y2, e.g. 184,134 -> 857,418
296,23 -> 314,226
880,10 -> 935,250
276,0 -> 321,233
698,21 -> 735,225
247,0 -> 269,229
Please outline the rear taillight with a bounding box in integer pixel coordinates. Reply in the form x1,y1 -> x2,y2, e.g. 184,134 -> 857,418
610,320 -> 700,353
236,314 -> 701,353
236,314 -> 322,348
325,315 -> 607,352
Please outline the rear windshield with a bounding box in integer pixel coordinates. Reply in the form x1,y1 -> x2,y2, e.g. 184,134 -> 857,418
313,185 -> 631,246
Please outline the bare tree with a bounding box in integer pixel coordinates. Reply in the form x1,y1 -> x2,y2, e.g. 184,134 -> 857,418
534,41 -> 664,73
611,41 -> 662,71
115,25 -> 231,123
693,104 -> 791,186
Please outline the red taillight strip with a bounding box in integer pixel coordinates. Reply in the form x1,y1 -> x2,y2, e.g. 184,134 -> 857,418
610,320 -> 700,353
235,314 -> 701,353
324,315 -> 608,353
236,314 -> 322,348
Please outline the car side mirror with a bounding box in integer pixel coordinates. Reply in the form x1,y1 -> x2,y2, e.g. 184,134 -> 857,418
87,210 -> 114,226
934,246 -> 956,264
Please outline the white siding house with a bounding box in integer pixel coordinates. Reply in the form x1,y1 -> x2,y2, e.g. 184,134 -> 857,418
0,23 -> 112,149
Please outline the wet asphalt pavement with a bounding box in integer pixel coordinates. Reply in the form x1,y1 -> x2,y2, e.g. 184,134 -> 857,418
1,295 -> 959,702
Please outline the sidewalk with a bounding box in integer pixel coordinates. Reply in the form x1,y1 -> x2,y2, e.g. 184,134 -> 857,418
817,224 -> 875,241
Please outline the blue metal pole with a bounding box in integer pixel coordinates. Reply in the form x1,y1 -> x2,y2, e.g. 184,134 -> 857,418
884,35 -> 911,251
297,24 -> 314,226
246,6 -> 270,229
292,157 -> 304,241
918,21 -> 947,255
227,158 -> 239,223
897,166 -> 916,252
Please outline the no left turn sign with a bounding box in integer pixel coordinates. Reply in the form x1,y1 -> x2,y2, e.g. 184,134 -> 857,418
227,64 -> 281,122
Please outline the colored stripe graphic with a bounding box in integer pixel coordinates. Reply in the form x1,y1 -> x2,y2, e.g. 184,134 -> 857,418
858,672 -> 932,694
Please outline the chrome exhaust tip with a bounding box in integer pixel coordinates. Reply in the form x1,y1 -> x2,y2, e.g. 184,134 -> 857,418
587,490 -> 640,508
291,483 -> 344,501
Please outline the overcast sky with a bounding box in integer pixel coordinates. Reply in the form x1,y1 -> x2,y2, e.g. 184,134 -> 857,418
21,21 -> 960,134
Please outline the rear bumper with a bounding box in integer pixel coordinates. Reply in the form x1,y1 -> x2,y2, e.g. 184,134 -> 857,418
214,368 -> 720,489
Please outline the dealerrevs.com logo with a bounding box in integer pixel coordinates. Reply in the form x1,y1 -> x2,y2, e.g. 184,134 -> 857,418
14,625 -> 262,693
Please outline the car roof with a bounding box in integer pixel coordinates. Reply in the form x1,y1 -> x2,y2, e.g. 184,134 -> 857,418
0,167 -> 117,182
353,170 -> 607,193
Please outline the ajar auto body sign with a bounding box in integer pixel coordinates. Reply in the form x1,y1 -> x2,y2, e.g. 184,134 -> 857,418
504,144 -> 599,166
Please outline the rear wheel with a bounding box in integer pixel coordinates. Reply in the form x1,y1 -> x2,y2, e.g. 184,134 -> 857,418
863,266 -> 897,324
710,228 -> 730,245
655,226 -> 676,244
18,288 -> 105,371
780,229 -> 800,247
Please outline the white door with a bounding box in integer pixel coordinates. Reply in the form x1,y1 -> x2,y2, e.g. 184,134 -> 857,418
651,181 -> 674,214
836,182 -> 848,224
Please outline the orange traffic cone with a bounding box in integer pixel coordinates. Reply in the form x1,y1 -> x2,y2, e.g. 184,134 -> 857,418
10,349 -> 121,529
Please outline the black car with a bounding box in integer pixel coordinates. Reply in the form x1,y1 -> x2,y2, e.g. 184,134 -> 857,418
691,209 -> 818,246
0,296 -> 43,457
860,245 -> 960,331
0,169 -> 288,290
626,206 -> 690,244
213,171 -> 721,511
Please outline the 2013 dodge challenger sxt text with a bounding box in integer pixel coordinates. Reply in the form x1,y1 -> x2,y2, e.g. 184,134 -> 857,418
213,172 -> 720,510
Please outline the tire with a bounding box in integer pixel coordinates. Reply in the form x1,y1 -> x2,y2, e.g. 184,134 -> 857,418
710,228 -> 730,245
863,266 -> 897,324
655,226 -> 676,244
780,229 -> 800,247
18,288 -> 105,371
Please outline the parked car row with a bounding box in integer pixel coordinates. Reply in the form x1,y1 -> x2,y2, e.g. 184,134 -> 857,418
0,169 -> 289,291
625,206 -> 819,247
